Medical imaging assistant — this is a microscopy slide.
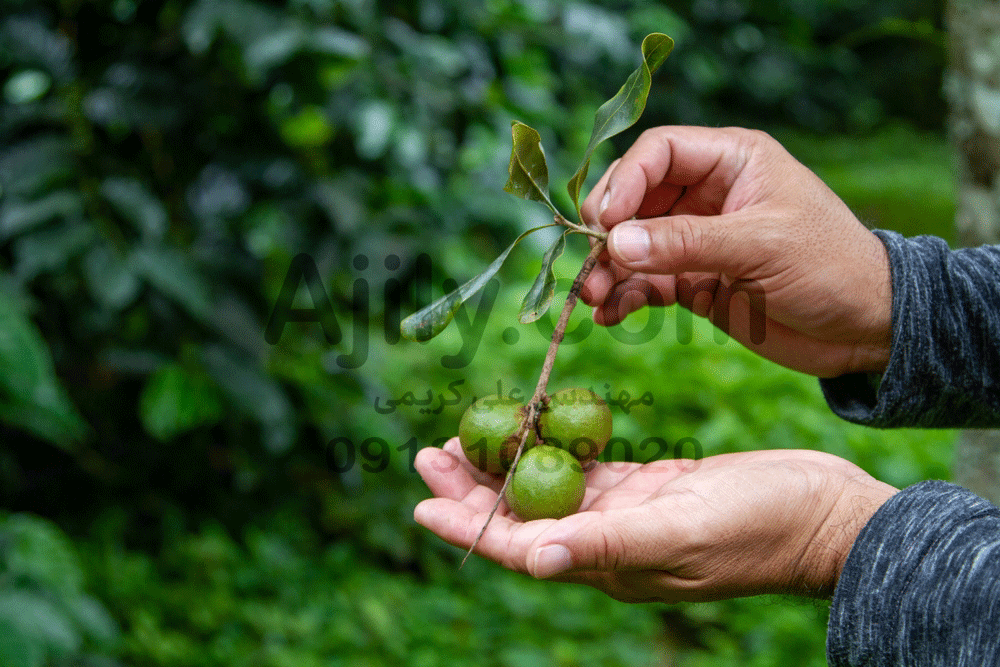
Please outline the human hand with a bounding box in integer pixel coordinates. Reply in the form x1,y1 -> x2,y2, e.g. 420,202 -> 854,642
413,438 -> 897,603
580,126 -> 893,378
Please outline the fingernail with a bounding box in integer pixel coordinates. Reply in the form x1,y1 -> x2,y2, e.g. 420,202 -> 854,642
599,190 -> 611,216
533,544 -> 573,578
611,224 -> 650,262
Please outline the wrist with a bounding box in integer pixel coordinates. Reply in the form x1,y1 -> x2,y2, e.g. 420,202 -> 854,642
798,476 -> 898,598
846,231 -> 893,375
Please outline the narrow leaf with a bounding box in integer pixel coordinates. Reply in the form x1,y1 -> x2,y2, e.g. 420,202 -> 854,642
519,229 -> 569,324
401,224 -> 557,341
0,290 -> 89,448
503,122 -> 557,214
567,33 -> 674,216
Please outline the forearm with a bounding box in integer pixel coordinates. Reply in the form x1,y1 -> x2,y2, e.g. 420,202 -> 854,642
827,480 -> 1000,666
821,231 -> 1000,427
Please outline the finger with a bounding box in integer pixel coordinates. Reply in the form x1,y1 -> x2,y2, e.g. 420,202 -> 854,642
599,126 -> 755,227
441,436 -> 504,490
587,264 -> 854,375
414,497 -> 561,573
581,251 -> 636,309
715,305 -> 887,377
414,497 -> 511,550
445,436 -> 508,490
593,274 -> 678,327
526,504 -> 688,578
581,159 -> 619,231
546,569 -> 705,603
604,210 -> 773,278
636,181 -> 686,219
414,446 -> 472,496
581,260 -> 615,307
414,450 -> 505,517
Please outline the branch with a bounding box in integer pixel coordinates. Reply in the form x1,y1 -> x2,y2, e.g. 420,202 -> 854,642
460,239 -> 605,567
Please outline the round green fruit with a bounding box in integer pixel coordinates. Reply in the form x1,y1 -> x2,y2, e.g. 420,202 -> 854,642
504,445 -> 585,521
538,388 -> 613,465
459,394 -> 536,475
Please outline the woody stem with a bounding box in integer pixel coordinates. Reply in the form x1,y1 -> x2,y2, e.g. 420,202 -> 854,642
460,239 -> 605,567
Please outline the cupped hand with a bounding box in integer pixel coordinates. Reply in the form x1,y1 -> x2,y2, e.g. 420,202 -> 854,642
580,126 -> 893,378
413,438 -> 897,603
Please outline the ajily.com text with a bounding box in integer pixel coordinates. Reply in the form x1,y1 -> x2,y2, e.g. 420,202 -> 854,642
264,253 -> 766,369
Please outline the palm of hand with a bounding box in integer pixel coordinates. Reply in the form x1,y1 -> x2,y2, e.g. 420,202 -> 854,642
414,438 -> 892,603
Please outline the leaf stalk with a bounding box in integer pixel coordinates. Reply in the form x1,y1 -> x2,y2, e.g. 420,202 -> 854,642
554,213 -> 608,241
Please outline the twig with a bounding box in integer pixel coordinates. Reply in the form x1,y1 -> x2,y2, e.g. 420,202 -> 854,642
555,213 -> 608,241
460,239 -> 605,568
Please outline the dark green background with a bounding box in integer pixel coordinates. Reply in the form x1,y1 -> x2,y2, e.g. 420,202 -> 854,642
0,1 -> 957,665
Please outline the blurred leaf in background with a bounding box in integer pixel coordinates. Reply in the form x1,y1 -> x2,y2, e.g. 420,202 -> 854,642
0,513 -> 120,667
0,291 -> 89,448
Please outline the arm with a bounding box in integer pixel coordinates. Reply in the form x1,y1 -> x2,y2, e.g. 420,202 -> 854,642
821,232 -> 1000,427
828,480 -> 1000,666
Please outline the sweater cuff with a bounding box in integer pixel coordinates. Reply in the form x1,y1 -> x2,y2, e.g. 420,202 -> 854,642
820,230 -> 1000,427
818,230 -> 908,426
827,480 -> 1000,666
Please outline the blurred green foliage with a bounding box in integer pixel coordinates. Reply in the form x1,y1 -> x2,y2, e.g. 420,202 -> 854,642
0,513 -> 119,667
0,0 -> 956,665
778,123 -> 957,243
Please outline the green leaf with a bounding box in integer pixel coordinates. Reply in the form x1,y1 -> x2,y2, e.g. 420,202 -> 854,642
0,136 -> 75,200
100,177 -> 168,240
400,224 -> 557,341
200,345 -> 295,455
0,590 -> 81,656
0,619 -> 41,667
0,291 -> 89,448
0,513 -> 85,595
503,122 -> 557,214
132,244 -> 214,323
139,362 -> 225,441
280,105 -> 334,149
519,229 -> 569,324
62,596 -> 118,646
0,191 -> 84,241
12,222 -> 95,282
567,33 -> 674,217
83,243 -> 140,311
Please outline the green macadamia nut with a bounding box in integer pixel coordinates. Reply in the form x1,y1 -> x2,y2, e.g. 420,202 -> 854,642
538,388 -> 613,465
459,394 -> 536,475
504,445 -> 585,521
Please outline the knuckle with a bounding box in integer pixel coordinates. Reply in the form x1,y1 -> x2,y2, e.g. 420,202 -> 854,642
664,216 -> 701,264
598,521 -> 636,572
725,127 -> 780,168
745,127 -> 775,144
638,126 -> 667,144
726,126 -> 773,147
631,129 -> 672,186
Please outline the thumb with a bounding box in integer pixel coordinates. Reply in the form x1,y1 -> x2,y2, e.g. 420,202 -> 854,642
606,211 -> 766,277
527,506 -> 678,578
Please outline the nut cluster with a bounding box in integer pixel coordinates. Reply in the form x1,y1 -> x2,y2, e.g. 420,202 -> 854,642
459,388 -> 613,521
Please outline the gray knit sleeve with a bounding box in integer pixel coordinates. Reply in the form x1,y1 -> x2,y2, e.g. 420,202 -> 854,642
819,230 -> 1000,428
827,479 -> 1000,666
